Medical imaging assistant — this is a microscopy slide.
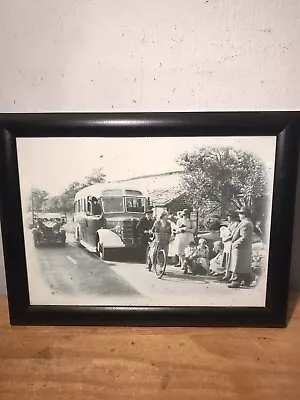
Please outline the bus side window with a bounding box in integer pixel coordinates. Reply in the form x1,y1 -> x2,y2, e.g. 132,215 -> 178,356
92,197 -> 102,215
87,198 -> 92,215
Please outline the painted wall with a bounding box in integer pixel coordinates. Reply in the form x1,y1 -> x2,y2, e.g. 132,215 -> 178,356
0,0 -> 300,294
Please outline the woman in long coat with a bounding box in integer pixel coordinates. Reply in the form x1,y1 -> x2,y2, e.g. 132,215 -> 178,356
228,207 -> 254,288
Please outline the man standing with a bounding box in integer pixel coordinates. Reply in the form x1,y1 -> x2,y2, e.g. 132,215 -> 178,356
228,206 -> 255,288
136,208 -> 155,260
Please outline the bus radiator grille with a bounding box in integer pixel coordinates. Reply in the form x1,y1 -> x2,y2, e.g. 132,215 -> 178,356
122,221 -> 135,246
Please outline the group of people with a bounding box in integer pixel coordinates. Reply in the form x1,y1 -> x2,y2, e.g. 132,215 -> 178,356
199,207 -> 256,288
136,205 -> 256,289
136,208 -> 196,270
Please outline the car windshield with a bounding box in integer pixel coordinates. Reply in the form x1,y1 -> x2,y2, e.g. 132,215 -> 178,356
125,197 -> 146,213
102,196 -> 124,213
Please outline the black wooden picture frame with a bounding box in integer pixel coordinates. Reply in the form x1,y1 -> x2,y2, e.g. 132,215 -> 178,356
0,112 -> 299,327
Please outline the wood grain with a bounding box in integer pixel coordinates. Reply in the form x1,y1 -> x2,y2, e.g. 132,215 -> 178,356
0,295 -> 299,400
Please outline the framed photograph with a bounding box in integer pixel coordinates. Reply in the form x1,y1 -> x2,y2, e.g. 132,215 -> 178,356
0,112 -> 299,327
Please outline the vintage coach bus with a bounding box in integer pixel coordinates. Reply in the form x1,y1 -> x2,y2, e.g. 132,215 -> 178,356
73,183 -> 150,260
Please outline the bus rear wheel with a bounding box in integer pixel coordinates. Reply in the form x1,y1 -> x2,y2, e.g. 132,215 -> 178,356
75,228 -> 82,247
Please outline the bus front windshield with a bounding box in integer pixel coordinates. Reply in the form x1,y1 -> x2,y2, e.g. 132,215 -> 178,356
125,197 -> 146,213
102,197 -> 124,213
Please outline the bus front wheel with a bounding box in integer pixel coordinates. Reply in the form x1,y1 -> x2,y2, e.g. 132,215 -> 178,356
97,241 -> 108,260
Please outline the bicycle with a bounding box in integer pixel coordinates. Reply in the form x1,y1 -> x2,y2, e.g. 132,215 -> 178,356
145,235 -> 167,279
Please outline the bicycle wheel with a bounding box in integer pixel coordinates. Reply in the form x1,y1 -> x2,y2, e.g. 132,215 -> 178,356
154,249 -> 167,278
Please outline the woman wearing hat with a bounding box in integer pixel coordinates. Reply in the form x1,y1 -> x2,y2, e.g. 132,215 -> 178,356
228,206 -> 255,288
175,209 -> 196,270
149,212 -> 172,268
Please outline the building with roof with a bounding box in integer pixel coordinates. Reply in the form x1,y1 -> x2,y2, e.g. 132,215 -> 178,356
113,170 -> 183,193
113,171 -> 188,215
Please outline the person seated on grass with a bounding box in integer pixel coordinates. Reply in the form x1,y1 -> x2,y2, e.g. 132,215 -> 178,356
196,238 -> 210,275
209,240 -> 225,276
183,241 -> 198,275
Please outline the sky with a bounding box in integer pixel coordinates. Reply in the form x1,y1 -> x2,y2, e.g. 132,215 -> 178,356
16,136 -> 277,197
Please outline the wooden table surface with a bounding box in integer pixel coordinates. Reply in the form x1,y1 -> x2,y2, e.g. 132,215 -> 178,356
0,295 -> 300,400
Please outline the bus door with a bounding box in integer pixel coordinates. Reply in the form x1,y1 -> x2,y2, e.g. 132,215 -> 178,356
75,198 -> 88,242
85,196 -> 103,247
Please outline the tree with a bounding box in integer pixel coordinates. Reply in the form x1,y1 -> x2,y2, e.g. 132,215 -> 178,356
28,188 -> 49,212
177,146 -> 268,224
55,168 -> 106,215
45,194 -> 69,217
45,196 -> 62,213
44,168 -> 106,216
84,168 -> 106,186
62,181 -> 86,214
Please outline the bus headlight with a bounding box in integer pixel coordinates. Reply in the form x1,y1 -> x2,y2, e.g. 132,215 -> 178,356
114,225 -> 122,235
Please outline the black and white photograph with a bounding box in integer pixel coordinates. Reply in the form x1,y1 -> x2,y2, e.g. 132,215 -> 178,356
16,135 -> 276,308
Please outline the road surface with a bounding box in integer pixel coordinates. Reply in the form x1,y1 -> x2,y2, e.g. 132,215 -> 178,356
24,230 -> 267,307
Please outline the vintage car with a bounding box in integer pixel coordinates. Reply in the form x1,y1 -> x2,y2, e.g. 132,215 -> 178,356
32,213 -> 66,247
